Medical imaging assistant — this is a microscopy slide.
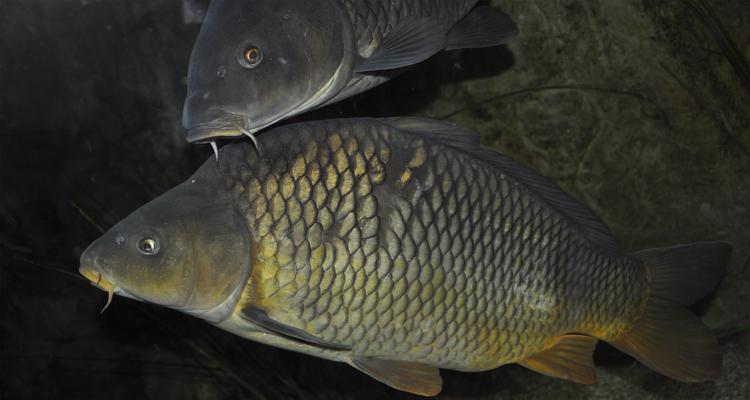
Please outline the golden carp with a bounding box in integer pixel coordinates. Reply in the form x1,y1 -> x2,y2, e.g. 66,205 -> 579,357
80,118 -> 731,396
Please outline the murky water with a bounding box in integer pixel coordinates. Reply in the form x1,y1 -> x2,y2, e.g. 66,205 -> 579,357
1,0 -> 748,398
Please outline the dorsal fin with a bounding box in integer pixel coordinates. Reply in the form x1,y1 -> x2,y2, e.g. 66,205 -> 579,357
382,117 -> 620,255
382,117 -> 480,146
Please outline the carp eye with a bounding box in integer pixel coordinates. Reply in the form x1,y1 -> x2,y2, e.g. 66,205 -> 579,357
137,237 -> 160,256
238,45 -> 263,68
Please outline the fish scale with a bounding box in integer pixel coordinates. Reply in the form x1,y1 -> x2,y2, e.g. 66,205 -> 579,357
81,117 -> 729,394
339,0 -> 477,57
220,119 -> 647,370
329,0 -> 485,102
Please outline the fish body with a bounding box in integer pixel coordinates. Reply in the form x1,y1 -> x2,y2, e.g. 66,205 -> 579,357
80,118 -> 730,396
182,0 -> 518,143
323,0 -> 482,105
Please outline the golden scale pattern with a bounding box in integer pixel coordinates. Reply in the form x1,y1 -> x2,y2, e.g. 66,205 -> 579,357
219,120 -> 647,369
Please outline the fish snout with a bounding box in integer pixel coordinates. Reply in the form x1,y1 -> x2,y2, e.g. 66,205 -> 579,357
184,109 -> 247,143
79,259 -> 118,314
79,241 -> 115,292
79,264 -> 115,292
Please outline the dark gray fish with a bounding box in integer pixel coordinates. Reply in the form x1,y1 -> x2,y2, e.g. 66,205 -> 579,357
80,118 -> 729,396
182,0 -> 519,145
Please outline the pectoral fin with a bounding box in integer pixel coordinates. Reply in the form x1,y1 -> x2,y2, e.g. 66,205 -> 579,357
518,334 -> 598,384
240,306 -> 350,350
350,357 -> 442,396
354,17 -> 449,73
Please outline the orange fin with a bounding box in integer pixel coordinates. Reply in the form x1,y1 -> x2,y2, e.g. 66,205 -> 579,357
611,241 -> 731,382
518,334 -> 598,384
350,357 -> 442,396
611,307 -> 722,382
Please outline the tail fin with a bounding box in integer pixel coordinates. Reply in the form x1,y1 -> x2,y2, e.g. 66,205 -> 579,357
610,241 -> 732,382
445,6 -> 519,50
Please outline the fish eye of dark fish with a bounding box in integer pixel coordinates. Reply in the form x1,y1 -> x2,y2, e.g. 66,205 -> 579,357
182,0 -> 519,144
80,118 -> 731,396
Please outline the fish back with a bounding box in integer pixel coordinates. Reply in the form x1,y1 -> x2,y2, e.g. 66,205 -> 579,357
339,0 -> 478,57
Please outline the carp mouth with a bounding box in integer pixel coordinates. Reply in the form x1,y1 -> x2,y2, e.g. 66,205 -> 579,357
187,125 -> 246,144
79,266 -> 115,313
79,266 -> 114,291
185,112 -> 253,144
79,266 -> 135,313
186,113 -> 281,147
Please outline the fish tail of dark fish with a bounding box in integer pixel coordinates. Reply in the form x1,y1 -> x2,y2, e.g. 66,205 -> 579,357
444,6 -> 519,51
610,241 -> 732,382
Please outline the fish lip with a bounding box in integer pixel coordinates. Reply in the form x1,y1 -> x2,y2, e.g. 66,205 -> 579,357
186,114 -> 282,144
79,265 -> 142,302
79,265 -> 116,292
186,125 -> 247,143
186,112 -> 249,143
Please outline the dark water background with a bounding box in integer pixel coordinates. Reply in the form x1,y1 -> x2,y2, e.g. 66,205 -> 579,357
1,0 -> 748,399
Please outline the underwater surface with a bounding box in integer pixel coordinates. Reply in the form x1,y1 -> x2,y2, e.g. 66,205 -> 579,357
1,0 -> 748,398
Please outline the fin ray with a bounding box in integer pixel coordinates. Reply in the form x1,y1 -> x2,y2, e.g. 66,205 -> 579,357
611,307 -> 722,382
445,6 -> 519,50
610,241 -> 731,382
350,357 -> 442,396
518,334 -> 598,384
632,241 -> 732,306
240,306 -> 350,350
382,117 -> 480,146
354,17 -> 449,73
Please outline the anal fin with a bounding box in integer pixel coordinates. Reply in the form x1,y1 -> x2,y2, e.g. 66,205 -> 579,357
518,334 -> 598,384
350,357 -> 442,396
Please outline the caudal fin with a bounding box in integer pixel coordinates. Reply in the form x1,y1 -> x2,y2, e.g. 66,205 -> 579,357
611,241 -> 732,382
445,6 -> 519,50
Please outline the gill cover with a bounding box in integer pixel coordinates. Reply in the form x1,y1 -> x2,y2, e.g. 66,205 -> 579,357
183,0 -> 349,142
79,157 -> 250,322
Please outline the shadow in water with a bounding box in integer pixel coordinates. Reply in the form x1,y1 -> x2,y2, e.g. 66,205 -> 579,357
298,45 -> 517,121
